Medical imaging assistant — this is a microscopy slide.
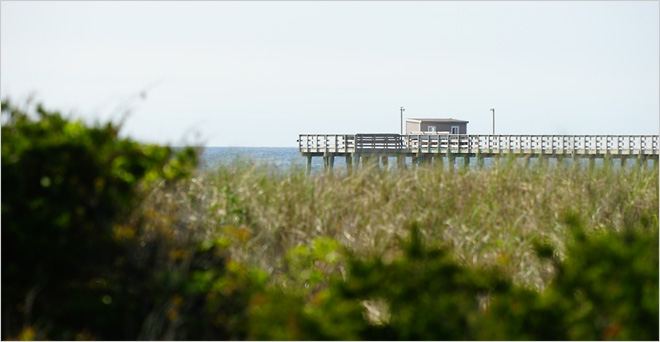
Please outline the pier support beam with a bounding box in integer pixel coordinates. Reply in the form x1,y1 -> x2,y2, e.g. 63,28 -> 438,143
369,156 -> 380,169
463,156 -> 470,170
636,155 -> 648,168
322,156 -> 329,171
476,154 -> 484,169
447,152 -> 455,170
397,155 -> 406,170
328,154 -> 335,173
588,157 -> 595,170
523,155 -> 530,169
306,155 -> 312,174
381,156 -> 388,168
361,156 -> 369,169
346,154 -> 353,173
619,157 -> 626,168
420,154 -> 431,166
436,155 -> 444,170
604,154 -> 613,170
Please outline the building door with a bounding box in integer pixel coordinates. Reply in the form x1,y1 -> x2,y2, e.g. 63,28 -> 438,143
451,126 -> 459,134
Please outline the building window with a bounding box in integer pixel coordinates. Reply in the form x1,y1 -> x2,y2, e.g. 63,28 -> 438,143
451,126 -> 459,134
428,126 -> 436,132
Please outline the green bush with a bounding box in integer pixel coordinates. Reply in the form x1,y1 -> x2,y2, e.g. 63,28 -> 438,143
249,237 -> 365,340
334,224 -> 510,340
248,225 -> 510,340
251,222 -> 658,340
1,100 -> 266,340
482,214 -> 659,340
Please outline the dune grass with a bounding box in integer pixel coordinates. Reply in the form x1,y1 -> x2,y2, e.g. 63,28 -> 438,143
138,157 -> 658,291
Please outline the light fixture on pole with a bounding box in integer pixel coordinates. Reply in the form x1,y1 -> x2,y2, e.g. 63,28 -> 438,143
490,108 -> 495,135
400,107 -> 405,135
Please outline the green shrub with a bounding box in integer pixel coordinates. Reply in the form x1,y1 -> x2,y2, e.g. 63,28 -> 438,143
249,224 -> 512,340
334,224 -> 508,340
1,100 -> 251,340
251,222 -> 658,340
482,215 -> 659,340
281,236 -> 344,294
248,236 -> 362,340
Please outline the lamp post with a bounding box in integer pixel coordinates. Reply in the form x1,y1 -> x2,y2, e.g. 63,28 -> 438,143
400,107 -> 405,135
490,108 -> 495,135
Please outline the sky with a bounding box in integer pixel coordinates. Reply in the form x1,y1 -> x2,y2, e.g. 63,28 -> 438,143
1,1 -> 659,147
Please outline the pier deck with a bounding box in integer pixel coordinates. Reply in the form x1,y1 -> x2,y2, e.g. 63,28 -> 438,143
298,134 -> 659,171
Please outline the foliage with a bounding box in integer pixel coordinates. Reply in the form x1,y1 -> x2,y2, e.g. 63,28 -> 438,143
250,221 -> 658,340
249,224 -> 511,340
282,236 -> 344,293
333,224 -> 510,341
1,100 -> 264,340
2,99 -> 657,340
481,214 -> 659,340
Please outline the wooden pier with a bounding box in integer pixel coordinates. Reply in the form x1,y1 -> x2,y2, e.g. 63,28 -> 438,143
298,134 -> 659,171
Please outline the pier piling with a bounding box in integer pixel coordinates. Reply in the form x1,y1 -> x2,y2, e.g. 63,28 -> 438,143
637,155 -> 648,168
448,153 -> 456,168
436,155 -> 444,170
306,155 -> 312,174
604,153 -> 613,169
397,155 -> 406,170
328,154 -> 335,172
557,156 -> 565,167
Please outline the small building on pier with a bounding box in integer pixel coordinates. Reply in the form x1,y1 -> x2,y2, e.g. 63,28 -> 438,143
406,118 -> 469,135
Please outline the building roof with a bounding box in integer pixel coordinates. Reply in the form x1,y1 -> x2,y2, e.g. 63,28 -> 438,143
406,118 -> 469,123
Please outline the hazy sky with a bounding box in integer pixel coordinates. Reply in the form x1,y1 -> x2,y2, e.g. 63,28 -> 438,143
2,1 -> 658,147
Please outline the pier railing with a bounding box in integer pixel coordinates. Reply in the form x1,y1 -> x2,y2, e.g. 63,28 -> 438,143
298,134 -> 659,156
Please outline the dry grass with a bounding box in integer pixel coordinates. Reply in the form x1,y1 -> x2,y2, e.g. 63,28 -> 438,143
138,158 -> 658,291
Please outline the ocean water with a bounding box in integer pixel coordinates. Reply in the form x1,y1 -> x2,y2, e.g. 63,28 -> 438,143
200,147 -> 370,172
199,147 -> 304,170
200,147 -> 456,172
198,147 -> 646,173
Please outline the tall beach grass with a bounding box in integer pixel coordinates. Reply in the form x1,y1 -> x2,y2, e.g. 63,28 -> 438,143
137,157 -> 658,291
